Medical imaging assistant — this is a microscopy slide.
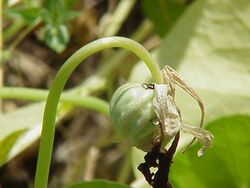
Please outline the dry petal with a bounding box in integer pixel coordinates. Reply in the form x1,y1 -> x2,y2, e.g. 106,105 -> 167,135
153,84 -> 181,139
181,123 -> 214,156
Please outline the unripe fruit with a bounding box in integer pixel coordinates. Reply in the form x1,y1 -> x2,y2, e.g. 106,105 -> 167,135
110,83 -> 157,151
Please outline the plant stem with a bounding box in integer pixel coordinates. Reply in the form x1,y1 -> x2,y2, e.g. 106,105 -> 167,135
3,19 -> 26,42
98,20 -> 153,77
100,0 -> 136,37
8,18 -> 41,54
117,145 -> 132,184
34,36 -> 162,188
0,87 -> 109,115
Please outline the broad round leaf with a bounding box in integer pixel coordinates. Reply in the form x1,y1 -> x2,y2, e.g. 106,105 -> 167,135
64,179 -> 131,188
170,115 -> 250,188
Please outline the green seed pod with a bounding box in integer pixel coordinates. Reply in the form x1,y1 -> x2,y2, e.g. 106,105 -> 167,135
110,83 -> 157,151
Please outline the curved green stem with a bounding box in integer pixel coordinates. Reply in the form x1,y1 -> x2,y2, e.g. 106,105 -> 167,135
0,87 -> 109,115
34,36 -> 162,188
100,0 -> 136,37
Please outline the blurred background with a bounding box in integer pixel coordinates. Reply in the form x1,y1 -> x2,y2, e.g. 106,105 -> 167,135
1,0 -> 250,188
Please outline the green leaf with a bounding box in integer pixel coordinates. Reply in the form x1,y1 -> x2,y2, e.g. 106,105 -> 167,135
64,180 -> 131,188
0,129 -> 27,165
3,7 -> 40,23
43,0 -> 77,11
39,0 -> 79,52
40,8 -> 53,25
44,24 -> 69,53
63,0 -> 78,8
130,0 -> 250,127
40,8 -> 79,25
0,103 -> 44,166
14,7 -> 40,23
170,115 -> 250,188
59,10 -> 80,23
0,103 -> 44,142
141,0 -> 187,36
42,0 -> 78,25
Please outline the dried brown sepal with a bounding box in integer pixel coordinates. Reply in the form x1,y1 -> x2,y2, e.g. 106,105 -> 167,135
138,132 -> 180,188
161,65 -> 205,128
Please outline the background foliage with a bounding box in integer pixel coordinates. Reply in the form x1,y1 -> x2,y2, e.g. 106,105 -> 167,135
1,0 -> 250,188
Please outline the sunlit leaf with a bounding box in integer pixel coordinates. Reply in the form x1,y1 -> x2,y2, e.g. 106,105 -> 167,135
64,180 -> 131,188
0,103 -> 44,143
170,115 -> 250,188
0,103 -> 44,166
0,129 -> 27,165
